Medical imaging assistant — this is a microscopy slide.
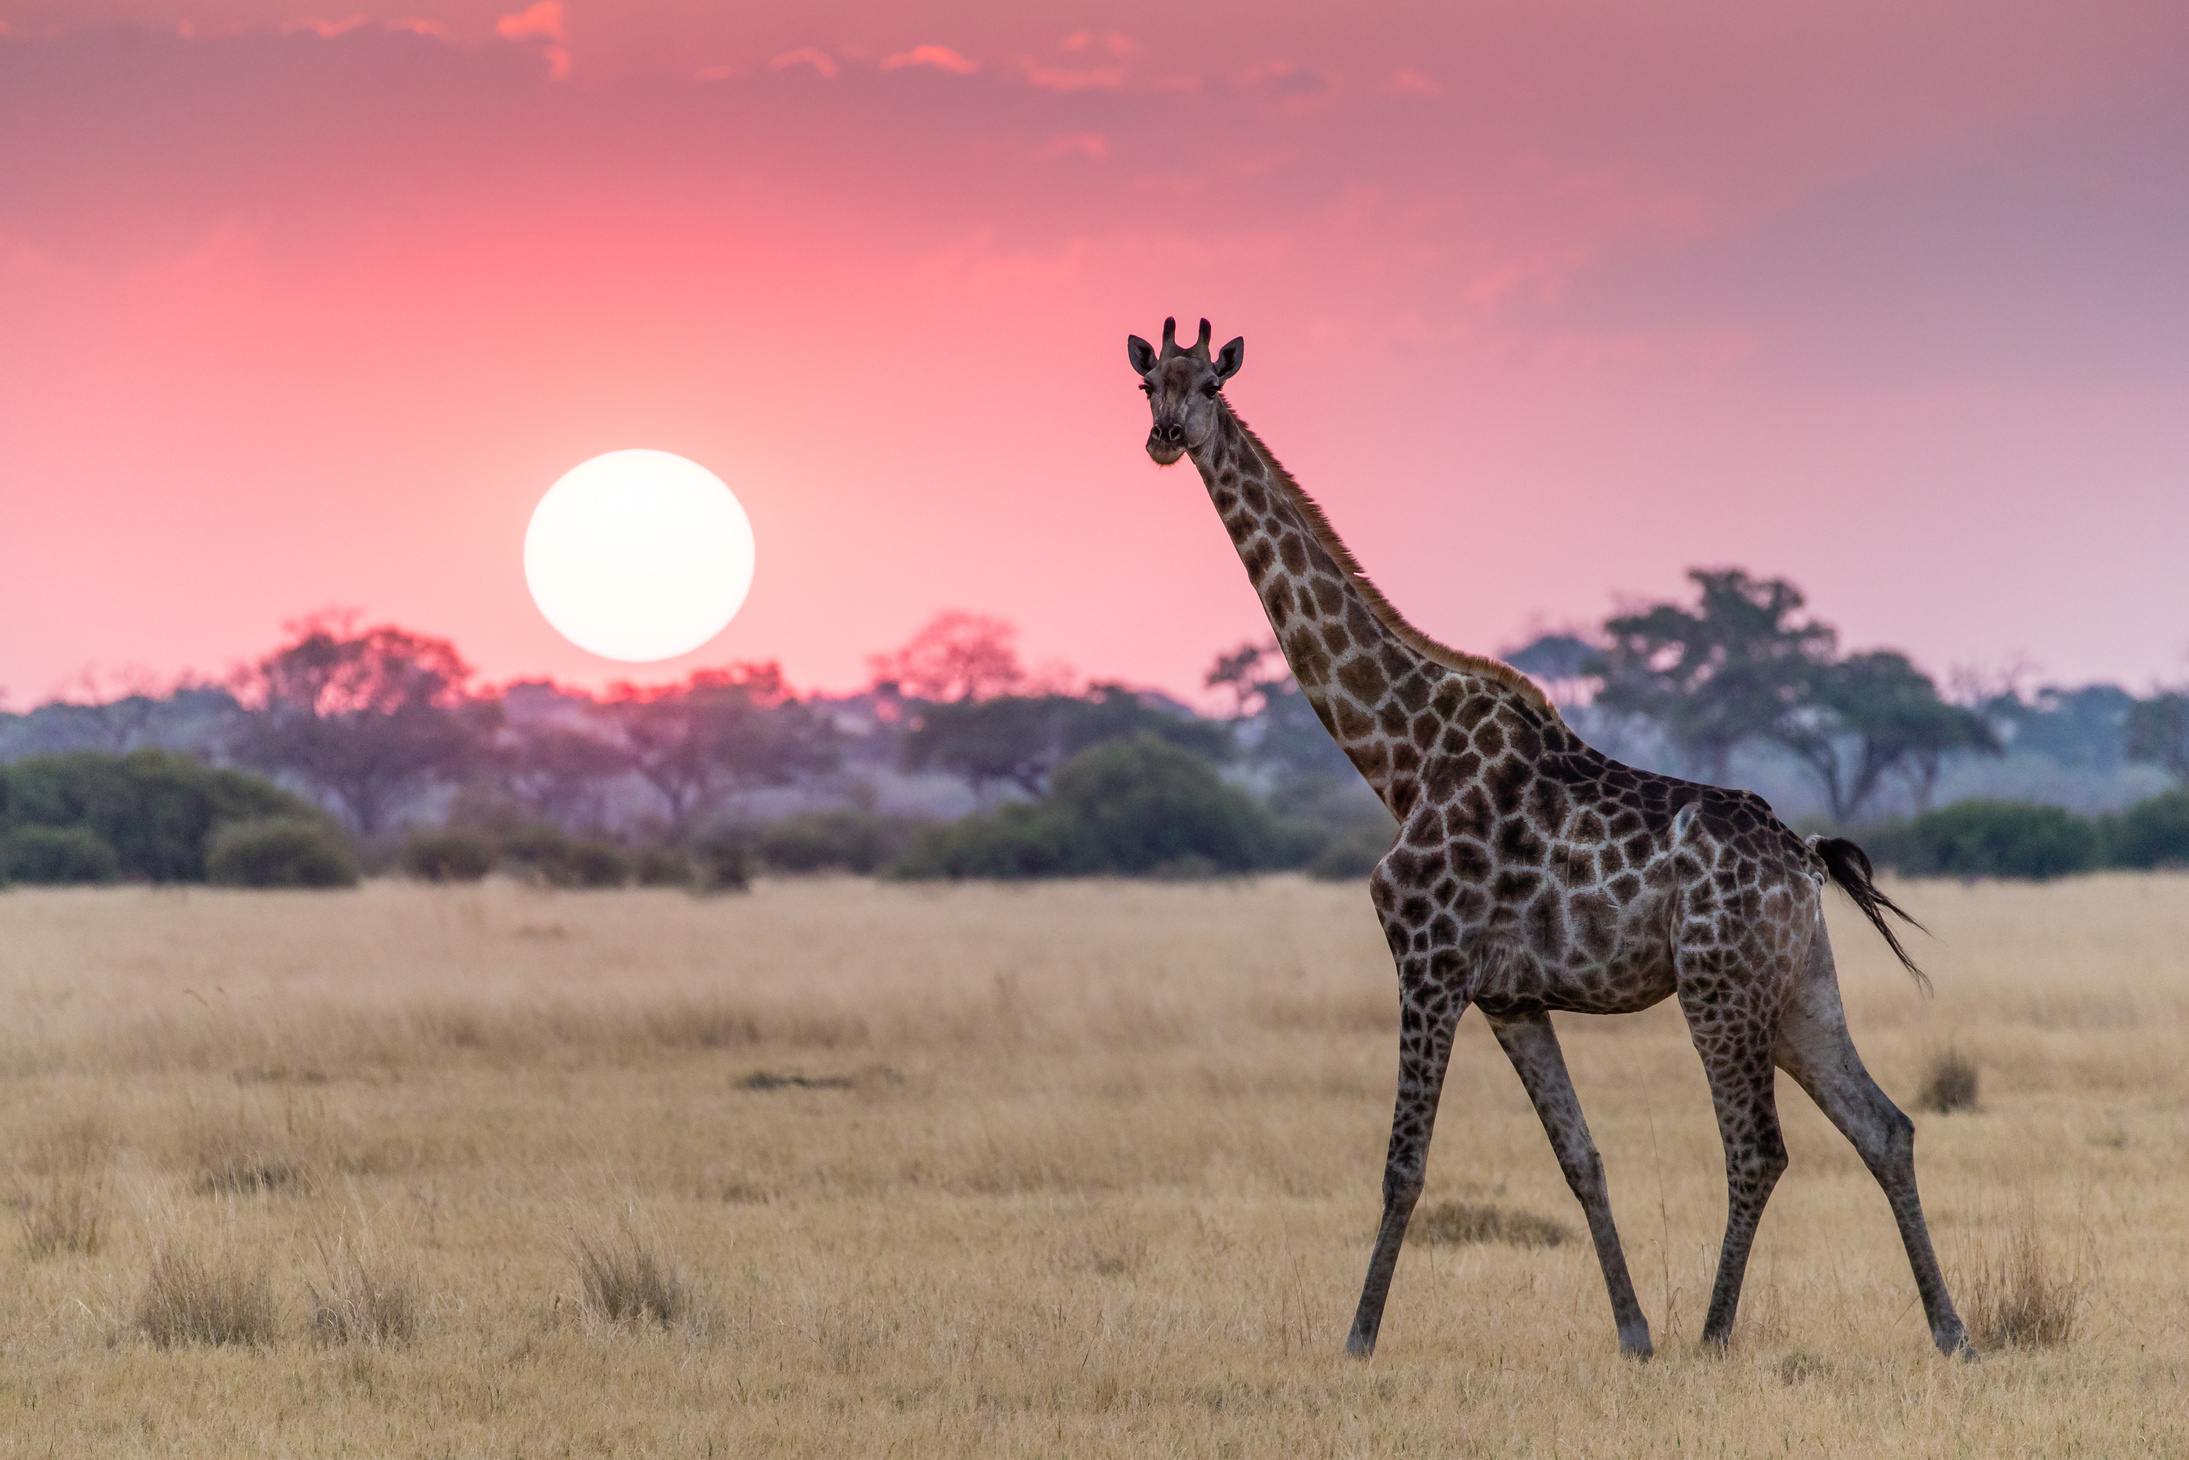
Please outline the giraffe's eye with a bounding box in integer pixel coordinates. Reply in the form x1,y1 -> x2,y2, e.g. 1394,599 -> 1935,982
1202,381 -> 1220,398
1140,383 -> 1153,395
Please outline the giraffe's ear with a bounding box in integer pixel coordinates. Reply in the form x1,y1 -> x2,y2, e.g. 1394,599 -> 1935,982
1214,336 -> 1245,382
1127,334 -> 1158,375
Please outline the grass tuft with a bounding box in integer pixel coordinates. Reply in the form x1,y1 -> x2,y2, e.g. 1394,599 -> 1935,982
135,1246 -> 280,1348
1965,1203 -> 2085,1350
1917,1045 -> 1980,1114
1414,1200 -> 1572,1249
308,1235 -> 419,1348
573,1223 -> 690,1328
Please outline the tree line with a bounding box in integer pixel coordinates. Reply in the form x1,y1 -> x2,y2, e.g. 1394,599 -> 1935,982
2,573 -> 2185,885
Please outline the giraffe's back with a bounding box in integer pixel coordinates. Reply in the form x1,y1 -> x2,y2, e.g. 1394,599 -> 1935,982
1373,697 -> 1823,1016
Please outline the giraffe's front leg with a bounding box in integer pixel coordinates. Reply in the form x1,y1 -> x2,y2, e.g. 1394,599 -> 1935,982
1346,970 -> 1464,1358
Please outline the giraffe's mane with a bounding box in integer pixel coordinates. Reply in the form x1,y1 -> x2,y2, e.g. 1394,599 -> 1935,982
1227,410 -> 1562,725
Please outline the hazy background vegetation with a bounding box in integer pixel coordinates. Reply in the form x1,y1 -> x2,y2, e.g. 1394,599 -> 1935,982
3,569 -> 2185,889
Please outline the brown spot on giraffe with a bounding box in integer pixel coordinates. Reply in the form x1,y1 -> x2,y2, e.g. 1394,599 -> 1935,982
1126,316 -> 1969,1365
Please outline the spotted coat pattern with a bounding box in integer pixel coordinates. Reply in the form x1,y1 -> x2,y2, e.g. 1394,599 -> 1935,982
1129,320 -> 1969,1361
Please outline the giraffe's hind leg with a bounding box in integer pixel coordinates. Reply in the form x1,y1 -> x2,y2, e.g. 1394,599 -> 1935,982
1776,929 -> 1973,1358
1677,953 -> 1791,1349
1346,967 -> 1464,1358
1489,1010 -> 1654,1357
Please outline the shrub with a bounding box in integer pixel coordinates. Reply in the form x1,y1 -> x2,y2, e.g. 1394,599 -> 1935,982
893,801 -> 1083,880
0,825 -> 121,884
1307,820 -> 1395,881
399,828 -> 495,883
1415,1201 -> 1571,1249
205,817 -> 360,889
2108,789 -> 2189,869
694,835 -> 754,893
634,846 -> 695,887
755,811 -> 922,874
896,736 -> 1282,880
135,1247 -> 279,1348
495,826 -> 628,888
0,749 -> 314,882
1917,1046 -> 1980,1114
1868,800 -> 2098,880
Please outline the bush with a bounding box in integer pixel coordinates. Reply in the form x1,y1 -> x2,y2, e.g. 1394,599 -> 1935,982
755,811 -> 922,874
2108,789 -> 2189,869
0,749 -> 315,882
1867,800 -> 2098,880
399,829 -> 495,883
495,826 -> 628,888
634,846 -> 695,887
0,825 -> 121,884
573,1225 -> 689,1328
205,817 -> 360,889
1917,1046 -> 1980,1113
894,736 -> 1283,880
1306,820 -> 1395,881
694,835 -> 753,893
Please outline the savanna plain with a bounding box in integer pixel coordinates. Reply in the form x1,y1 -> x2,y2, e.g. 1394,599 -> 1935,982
2,871 -> 2186,1456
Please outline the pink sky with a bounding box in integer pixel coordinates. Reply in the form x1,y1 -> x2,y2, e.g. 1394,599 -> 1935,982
3,1 -> 2186,706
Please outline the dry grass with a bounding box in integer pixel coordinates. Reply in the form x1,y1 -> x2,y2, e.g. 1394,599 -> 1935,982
134,1243 -> 279,1348
1965,1198 -> 2089,1350
571,1216 -> 691,1329
0,872 -> 2183,1455
1918,1044 -> 1982,1114
1415,1199 -> 1572,1248
307,1232 -> 419,1348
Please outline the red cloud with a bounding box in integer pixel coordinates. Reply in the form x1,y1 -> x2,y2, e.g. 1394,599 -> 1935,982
880,45 -> 978,75
283,15 -> 367,39
384,17 -> 448,39
769,48 -> 839,79
494,1 -> 565,43
1021,58 -> 1124,92
495,1 -> 569,80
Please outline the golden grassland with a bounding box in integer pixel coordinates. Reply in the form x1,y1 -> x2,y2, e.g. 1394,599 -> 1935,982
2,871 -> 2187,1456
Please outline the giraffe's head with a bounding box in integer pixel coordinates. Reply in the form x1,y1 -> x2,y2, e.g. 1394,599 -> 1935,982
1126,317 -> 1244,465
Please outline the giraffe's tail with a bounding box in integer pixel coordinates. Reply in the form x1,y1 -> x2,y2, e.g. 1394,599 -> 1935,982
1811,835 -> 1932,995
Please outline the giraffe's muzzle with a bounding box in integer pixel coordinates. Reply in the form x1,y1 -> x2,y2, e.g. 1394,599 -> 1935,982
1146,422 -> 1188,465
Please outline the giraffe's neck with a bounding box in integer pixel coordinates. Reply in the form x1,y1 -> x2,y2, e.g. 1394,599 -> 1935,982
1188,407 -> 1552,817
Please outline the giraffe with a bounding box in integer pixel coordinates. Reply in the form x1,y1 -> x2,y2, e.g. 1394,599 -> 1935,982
1126,317 -> 1971,1360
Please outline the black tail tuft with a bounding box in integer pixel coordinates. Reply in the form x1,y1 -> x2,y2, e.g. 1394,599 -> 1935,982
1813,835 -> 1931,994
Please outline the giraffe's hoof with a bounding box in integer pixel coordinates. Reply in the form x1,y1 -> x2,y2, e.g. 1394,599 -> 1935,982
1618,1327 -> 1654,1361
1345,1330 -> 1376,1359
1936,1325 -> 1978,1362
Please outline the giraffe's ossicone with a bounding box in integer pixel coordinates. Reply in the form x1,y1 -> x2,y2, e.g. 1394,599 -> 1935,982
1127,317 -> 1971,1361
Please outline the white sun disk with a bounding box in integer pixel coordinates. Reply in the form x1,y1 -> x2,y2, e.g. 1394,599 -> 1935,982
524,450 -> 756,663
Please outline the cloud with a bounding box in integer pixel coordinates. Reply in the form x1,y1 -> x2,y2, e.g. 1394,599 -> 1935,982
494,1 -> 565,44
1388,68 -> 1440,96
384,17 -> 448,39
880,44 -> 978,75
1021,58 -> 1125,92
283,15 -> 367,39
769,47 -> 839,79
1037,133 -> 1109,160
494,1 -> 569,80
1060,31 -> 1137,56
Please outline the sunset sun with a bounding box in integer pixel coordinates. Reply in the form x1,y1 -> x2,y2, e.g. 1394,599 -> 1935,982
523,449 -> 756,663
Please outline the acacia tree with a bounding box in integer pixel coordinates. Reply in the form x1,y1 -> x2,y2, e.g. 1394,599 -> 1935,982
901,684 -> 1228,804
866,611 -> 1025,703
233,614 -> 493,835
1590,569 -> 1837,785
1775,651 -> 1998,820
2127,692 -> 2189,783
607,663 -> 839,833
